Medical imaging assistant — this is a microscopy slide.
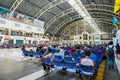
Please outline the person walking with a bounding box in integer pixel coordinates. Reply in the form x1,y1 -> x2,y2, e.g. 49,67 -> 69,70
106,41 -> 116,70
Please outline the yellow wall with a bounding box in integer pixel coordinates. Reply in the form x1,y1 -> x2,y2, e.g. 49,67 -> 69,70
114,0 -> 120,13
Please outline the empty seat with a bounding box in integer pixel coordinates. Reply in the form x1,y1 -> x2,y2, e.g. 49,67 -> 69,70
54,55 -> 63,61
79,65 -> 95,76
65,62 -> 77,73
36,51 -> 42,58
74,57 -> 81,63
53,61 -> 64,70
64,56 -> 73,63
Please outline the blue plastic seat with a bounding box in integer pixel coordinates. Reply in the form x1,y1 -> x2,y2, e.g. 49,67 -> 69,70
43,49 -> 47,53
22,50 -> 28,56
64,56 -> 73,63
53,61 -> 64,70
79,65 -> 95,76
70,53 -> 79,58
65,62 -> 77,72
54,55 -> 63,61
74,57 -> 81,63
27,51 -> 34,57
78,53 -> 85,58
36,51 -> 42,58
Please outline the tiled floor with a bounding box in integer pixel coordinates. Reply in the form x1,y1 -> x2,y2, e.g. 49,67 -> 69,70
103,58 -> 120,80
0,48 -> 120,80
0,58 -> 42,80
37,70 -> 80,80
0,48 -> 36,61
115,57 -> 120,74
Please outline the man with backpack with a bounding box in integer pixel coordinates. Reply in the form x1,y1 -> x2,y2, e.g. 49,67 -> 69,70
106,41 -> 116,70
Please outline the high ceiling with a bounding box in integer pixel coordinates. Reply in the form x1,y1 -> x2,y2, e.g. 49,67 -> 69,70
0,0 -> 119,36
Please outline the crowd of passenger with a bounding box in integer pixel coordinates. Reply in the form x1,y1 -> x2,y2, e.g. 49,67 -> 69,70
21,44 -> 105,74
21,41 -> 120,79
41,44 -> 105,70
0,43 -> 38,49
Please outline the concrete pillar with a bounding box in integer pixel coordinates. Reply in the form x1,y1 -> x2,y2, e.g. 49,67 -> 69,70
13,38 -> 16,44
8,29 -> 11,35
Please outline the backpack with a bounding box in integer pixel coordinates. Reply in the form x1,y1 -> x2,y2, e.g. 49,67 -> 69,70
108,46 -> 114,57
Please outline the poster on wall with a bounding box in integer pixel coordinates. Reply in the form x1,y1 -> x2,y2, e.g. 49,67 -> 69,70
74,36 -> 79,41
69,36 -> 74,40
63,35 -> 69,40
101,34 -> 112,40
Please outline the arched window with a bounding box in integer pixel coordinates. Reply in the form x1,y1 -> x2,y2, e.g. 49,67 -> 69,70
83,34 -> 88,40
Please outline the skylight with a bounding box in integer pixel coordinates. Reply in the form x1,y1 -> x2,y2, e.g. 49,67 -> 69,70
67,0 -> 101,32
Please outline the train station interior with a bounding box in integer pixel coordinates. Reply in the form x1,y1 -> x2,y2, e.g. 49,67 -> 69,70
0,0 -> 120,80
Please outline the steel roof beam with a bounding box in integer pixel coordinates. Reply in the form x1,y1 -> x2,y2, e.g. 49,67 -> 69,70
45,4 -> 117,33
34,0 -> 114,19
58,19 -> 112,35
52,13 -> 112,36
34,0 -> 70,19
10,0 -> 24,17
52,11 -> 114,32
59,20 -> 112,36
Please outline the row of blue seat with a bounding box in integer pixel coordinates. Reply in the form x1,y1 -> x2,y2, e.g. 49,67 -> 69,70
44,55 -> 95,77
66,51 -> 104,68
22,50 -> 43,58
43,49 -> 105,78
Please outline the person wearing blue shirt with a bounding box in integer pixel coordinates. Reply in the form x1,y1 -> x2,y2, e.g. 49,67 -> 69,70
54,49 -> 64,59
90,51 -> 98,68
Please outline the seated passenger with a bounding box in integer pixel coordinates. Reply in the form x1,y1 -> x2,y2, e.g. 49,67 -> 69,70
36,47 -> 39,52
36,46 -> 44,54
79,51 -> 96,68
70,47 -> 76,53
90,51 -> 97,63
54,49 -> 64,59
21,45 -> 29,56
21,45 -> 27,52
59,47 -> 65,54
29,49 -> 34,57
90,51 -> 98,68
42,48 -> 54,72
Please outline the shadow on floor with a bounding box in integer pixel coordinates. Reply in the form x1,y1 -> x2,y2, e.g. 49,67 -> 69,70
103,61 -> 120,80
37,70 -> 80,80
0,58 -> 42,80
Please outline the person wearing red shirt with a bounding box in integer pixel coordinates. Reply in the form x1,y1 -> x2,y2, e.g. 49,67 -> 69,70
70,47 -> 76,53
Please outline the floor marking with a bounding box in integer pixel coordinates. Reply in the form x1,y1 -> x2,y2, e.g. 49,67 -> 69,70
95,60 -> 106,80
18,69 -> 55,80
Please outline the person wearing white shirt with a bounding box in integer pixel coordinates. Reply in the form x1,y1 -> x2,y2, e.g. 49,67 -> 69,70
106,41 -> 116,70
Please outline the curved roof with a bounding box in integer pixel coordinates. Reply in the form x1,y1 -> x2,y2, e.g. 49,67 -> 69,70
0,0 -> 118,36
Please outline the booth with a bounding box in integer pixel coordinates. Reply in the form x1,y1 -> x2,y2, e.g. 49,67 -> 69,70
11,36 -> 25,44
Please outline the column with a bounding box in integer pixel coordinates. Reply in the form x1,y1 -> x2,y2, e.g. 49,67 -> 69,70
13,38 -> 16,44
8,29 -> 11,35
